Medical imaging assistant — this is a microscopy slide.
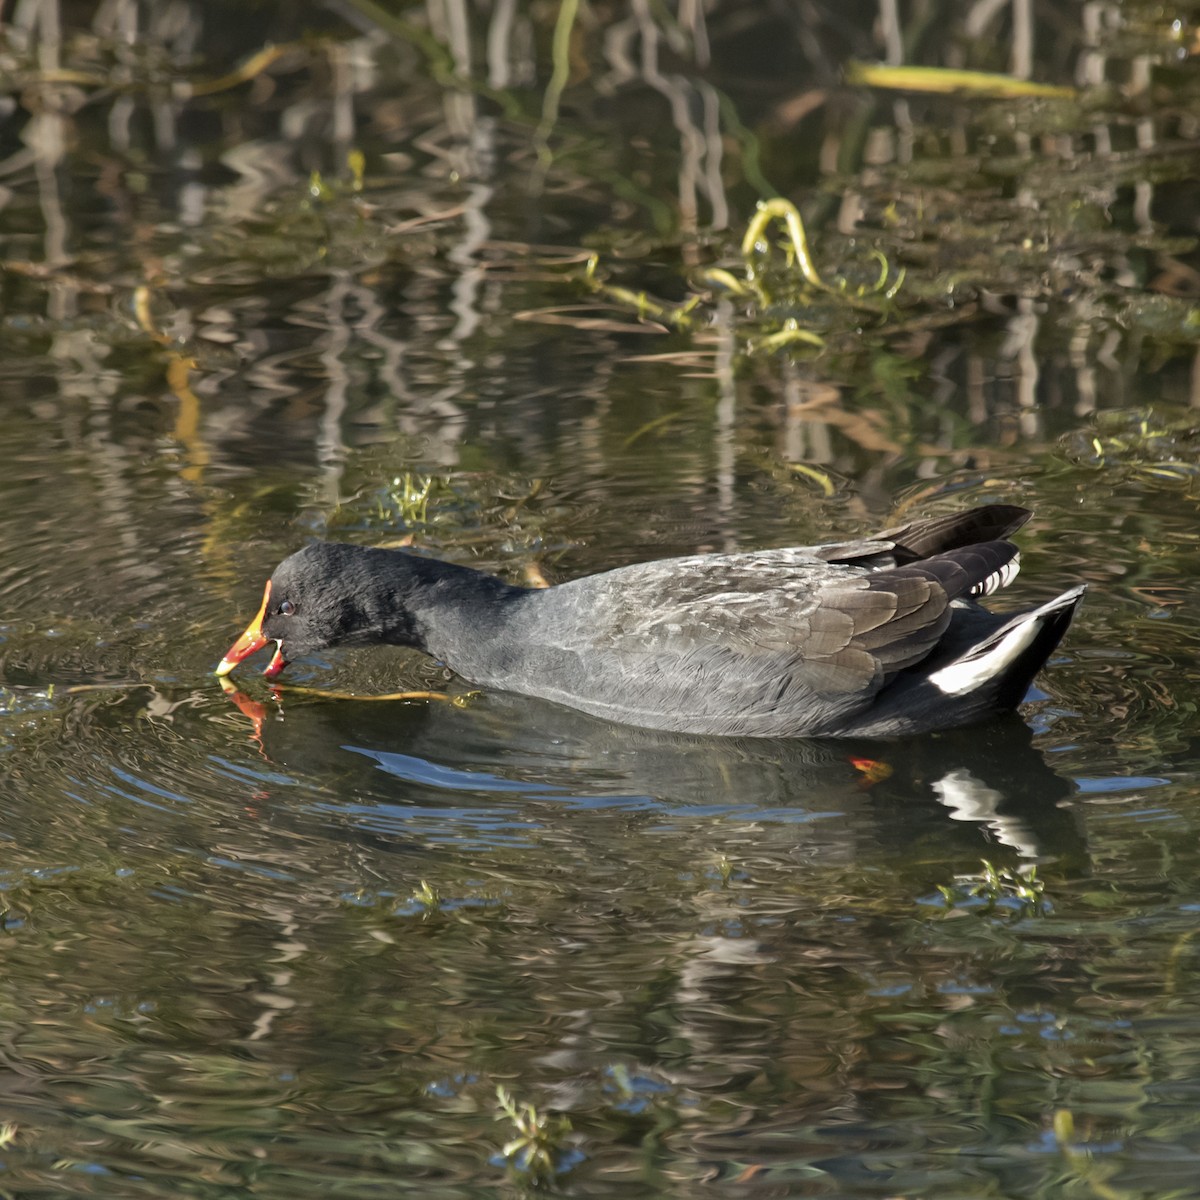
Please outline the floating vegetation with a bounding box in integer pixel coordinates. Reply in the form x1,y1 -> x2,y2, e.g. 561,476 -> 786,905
1061,408 -> 1200,488
846,61 -> 1076,99
603,1064 -> 675,1117
316,468 -> 576,584
736,199 -> 904,305
378,472 -> 438,527
575,198 -> 906,360
340,882 -> 502,923
404,879 -> 440,918
329,471 -> 550,535
542,49 -> 1200,375
931,861 -> 1050,920
578,258 -> 703,334
787,463 -> 838,497
271,682 -> 468,705
493,1086 -> 582,1185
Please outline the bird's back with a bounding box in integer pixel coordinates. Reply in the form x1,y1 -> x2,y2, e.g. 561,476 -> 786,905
482,508 -> 1058,736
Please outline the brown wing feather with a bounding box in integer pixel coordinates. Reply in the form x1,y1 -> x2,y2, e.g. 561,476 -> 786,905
797,541 -> 1020,694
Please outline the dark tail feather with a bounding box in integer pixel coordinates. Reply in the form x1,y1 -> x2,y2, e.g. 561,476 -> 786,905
892,539 -> 1021,602
879,505 -> 1031,562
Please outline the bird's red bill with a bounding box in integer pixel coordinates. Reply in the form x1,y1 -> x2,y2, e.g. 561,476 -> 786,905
216,581 -> 288,677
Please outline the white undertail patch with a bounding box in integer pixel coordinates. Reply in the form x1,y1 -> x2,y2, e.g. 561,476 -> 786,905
928,614 -> 1041,696
927,585 -> 1084,697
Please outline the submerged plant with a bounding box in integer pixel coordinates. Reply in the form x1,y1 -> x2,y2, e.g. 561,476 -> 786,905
408,879 -> 440,916
1061,408 -> 1200,487
935,860 -> 1050,919
381,473 -> 438,525
494,1085 -> 580,1185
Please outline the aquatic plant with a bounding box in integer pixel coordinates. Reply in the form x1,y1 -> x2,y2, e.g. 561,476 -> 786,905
494,1085 -> 579,1185
935,860 -> 1050,919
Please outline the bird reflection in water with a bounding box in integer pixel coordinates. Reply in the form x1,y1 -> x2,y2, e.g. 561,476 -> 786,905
216,682 -> 1085,871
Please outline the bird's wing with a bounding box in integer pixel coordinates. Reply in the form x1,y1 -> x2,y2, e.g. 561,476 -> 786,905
556,540 -> 1019,698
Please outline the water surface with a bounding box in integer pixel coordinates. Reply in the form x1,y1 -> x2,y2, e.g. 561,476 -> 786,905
1,2 -> 1200,1195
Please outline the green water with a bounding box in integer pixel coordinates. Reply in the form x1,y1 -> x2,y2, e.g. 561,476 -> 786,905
1,1 -> 1200,1195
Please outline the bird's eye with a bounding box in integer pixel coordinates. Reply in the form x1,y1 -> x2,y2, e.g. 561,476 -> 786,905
278,600 -> 295,616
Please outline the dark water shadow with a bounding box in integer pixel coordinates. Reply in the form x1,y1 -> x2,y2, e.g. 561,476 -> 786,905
220,684 -> 1086,871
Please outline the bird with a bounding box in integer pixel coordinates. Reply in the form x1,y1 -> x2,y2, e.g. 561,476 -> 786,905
215,504 -> 1084,738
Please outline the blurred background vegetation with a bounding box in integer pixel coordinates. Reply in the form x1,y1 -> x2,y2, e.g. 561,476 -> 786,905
3,0 -> 1197,509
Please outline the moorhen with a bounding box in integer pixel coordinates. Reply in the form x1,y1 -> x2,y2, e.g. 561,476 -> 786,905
216,504 -> 1084,738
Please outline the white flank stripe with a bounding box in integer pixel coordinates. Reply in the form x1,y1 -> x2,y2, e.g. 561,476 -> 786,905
970,551 -> 1021,597
928,616 -> 1041,696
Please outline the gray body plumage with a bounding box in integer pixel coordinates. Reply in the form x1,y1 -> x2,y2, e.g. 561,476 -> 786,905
243,505 -> 1085,738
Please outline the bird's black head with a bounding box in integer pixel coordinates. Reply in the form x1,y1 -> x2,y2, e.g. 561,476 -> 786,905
216,543 -> 423,678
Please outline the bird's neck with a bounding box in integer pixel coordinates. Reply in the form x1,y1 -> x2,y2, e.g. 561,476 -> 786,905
377,554 -> 529,669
